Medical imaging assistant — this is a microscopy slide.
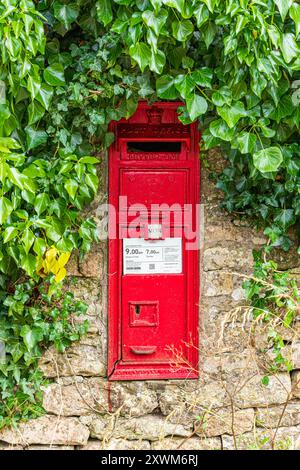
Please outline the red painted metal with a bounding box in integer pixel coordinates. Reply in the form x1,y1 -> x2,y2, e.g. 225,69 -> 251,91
108,101 -> 200,380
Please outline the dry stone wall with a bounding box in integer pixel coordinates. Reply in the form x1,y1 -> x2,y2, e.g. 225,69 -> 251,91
1,150 -> 300,450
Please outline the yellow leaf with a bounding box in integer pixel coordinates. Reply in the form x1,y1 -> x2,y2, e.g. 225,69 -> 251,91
55,267 -> 67,283
50,260 -> 60,275
45,248 -> 58,273
36,258 -> 46,277
45,248 -> 57,261
58,252 -> 71,268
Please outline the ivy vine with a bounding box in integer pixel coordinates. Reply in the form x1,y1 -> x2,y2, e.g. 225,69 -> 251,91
0,0 -> 300,427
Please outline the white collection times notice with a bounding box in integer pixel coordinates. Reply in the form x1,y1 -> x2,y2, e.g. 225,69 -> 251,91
123,238 -> 182,275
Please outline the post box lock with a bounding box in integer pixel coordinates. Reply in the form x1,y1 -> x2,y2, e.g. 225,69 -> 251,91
135,305 -> 140,315
147,224 -> 163,240
108,102 -> 200,380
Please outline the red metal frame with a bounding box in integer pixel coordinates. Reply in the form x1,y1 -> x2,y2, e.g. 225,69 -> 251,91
108,101 -> 200,380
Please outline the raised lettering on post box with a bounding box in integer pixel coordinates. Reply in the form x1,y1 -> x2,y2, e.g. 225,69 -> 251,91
108,102 -> 200,380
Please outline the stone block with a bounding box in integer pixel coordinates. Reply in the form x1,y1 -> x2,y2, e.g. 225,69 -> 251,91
159,381 -> 227,416
256,403 -> 300,428
109,381 -> 158,417
151,437 -> 221,450
0,416 -> 89,446
195,408 -> 254,437
292,341 -> 300,369
79,245 -> 104,278
291,370 -> 300,398
70,278 -> 102,303
90,415 -> 191,441
204,222 -> 265,247
66,251 -> 81,277
42,378 -> 109,416
203,246 -> 253,272
78,439 -> 149,451
102,439 -> 151,450
39,342 -> 106,378
77,440 -> 103,450
232,373 -> 291,408
27,445 -> 74,450
203,271 -> 233,297
0,443 -> 23,450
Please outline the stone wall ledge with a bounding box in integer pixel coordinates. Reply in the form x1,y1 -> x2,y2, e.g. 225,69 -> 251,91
0,415 -> 89,446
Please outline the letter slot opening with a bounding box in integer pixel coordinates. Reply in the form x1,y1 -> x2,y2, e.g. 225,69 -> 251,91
127,141 -> 181,153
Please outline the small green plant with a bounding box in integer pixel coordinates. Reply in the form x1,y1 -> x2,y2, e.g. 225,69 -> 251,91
0,276 -> 89,429
243,250 -> 299,377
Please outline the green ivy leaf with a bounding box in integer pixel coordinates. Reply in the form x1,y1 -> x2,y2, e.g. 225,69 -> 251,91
234,131 -> 257,154
212,87 -> 232,107
201,0 -> 218,13
280,33 -> 299,64
186,93 -> 208,121
20,325 -> 42,351
79,157 -> 99,164
36,84 -> 53,110
274,208 -> 296,229
156,75 -> 179,99
253,147 -> 283,173
28,100 -> 45,126
27,75 -> 41,100
64,179 -> 79,199
191,67 -> 213,88
22,228 -> 35,254
274,0 -> 293,21
43,63 -> 65,86
25,126 -> 48,150
0,137 -> 21,151
34,193 -> 51,216
129,42 -> 151,72
261,376 -> 270,386
104,132 -> 115,148
53,2 -> 80,29
0,197 -> 13,224
209,119 -> 235,141
96,0 -> 113,27
163,0 -> 185,14
194,4 -> 209,28
175,74 -> 195,99
85,173 -> 98,194
33,238 -> 47,256
289,3 -> 300,36
217,101 -> 246,128
3,226 -> 18,243
142,9 -> 168,35
8,167 -> 36,193
172,20 -> 194,42
149,49 -> 166,74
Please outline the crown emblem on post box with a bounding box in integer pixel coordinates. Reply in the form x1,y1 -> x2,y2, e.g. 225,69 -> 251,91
146,106 -> 163,124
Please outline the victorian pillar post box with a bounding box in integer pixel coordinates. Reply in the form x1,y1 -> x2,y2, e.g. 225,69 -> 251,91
108,102 -> 200,380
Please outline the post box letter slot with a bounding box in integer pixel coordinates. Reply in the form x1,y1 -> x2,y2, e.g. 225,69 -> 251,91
127,142 -> 181,153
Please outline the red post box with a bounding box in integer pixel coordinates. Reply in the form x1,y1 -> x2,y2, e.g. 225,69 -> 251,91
108,102 -> 200,380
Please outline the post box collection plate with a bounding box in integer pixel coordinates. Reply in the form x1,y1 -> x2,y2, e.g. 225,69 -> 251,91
108,102 -> 200,380
123,238 -> 182,275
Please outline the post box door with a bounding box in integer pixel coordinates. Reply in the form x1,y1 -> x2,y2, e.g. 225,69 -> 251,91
121,227 -> 187,365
